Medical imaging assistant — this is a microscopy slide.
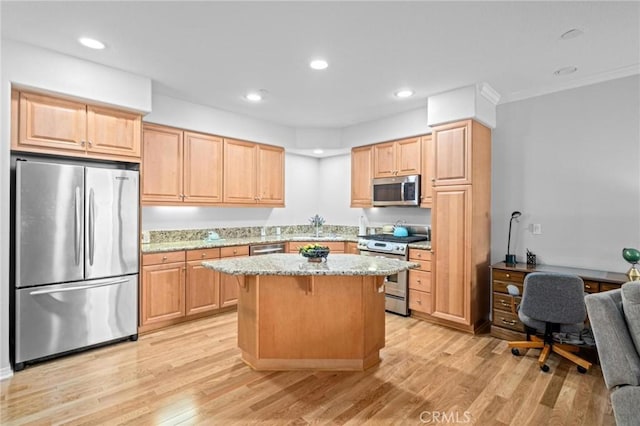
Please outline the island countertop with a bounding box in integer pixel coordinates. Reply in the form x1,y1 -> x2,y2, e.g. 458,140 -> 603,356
202,253 -> 418,276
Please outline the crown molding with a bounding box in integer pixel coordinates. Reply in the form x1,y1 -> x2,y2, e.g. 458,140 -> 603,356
500,63 -> 640,105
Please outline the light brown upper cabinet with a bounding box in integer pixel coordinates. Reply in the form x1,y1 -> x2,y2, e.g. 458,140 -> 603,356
432,120 -> 491,186
223,138 -> 284,206
420,134 -> 434,208
141,124 -> 223,205
350,145 -> 373,207
373,137 -> 421,178
12,90 -> 141,161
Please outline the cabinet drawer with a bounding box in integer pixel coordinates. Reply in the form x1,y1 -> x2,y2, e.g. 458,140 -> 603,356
493,292 -> 520,312
583,280 -> 599,293
493,280 -> 523,296
220,245 -> 249,258
601,283 -> 622,292
143,251 -> 185,266
409,270 -> 431,293
410,259 -> 431,272
186,248 -> 221,261
409,249 -> 432,261
492,269 -> 525,284
291,241 -> 345,253
409,289 -> 432,314
493,309 -> 525,332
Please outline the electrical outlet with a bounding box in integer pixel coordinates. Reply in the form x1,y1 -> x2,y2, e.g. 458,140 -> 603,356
532,224 -> 542,235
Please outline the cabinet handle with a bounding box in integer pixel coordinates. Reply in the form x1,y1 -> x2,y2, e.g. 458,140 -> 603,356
500,318 -> 517,326
431,178 -> 435,182
417,299 -> 422,304
162,256 -> 167,261
182,267 -> 186,271
416,279 -> 421,283
201,253 -> 206,257
88,140 -> 93,147
500,300 -> 510,307
585,284 -> 591,289
506,273 -> 511,278
81,140 -> 86,147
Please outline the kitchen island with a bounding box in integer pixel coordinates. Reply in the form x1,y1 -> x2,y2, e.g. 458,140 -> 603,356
203,253 -> 417,371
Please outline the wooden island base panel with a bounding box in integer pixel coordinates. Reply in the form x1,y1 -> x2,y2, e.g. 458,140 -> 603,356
237,274 -> 386,371
203,253 -> 417,371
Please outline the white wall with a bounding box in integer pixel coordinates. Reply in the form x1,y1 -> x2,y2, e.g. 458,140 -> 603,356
341,107 -> 431,147
144,93 -> 296,148
0,41 -> 153,378
492,75 -> 640,272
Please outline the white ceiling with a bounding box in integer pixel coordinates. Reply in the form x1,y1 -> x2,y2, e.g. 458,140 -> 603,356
2,1 -> 639,129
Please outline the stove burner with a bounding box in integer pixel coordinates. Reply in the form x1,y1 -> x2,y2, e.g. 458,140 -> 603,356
359,234 -> 429,244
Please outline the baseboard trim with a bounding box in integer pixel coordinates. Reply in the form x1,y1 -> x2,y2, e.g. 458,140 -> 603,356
0,366 -> 14,381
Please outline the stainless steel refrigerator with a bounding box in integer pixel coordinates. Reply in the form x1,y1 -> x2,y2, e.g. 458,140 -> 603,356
14,160 -> 139,369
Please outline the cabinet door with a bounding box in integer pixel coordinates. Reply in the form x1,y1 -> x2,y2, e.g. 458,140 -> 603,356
87,105 -> 141,159
183,131 -> 223,204
257,144 -> 285,205
17,91 -> 86,153
223,139 -> 257,203
220,273 -> 242,308
420,135 -> 434,207
373,142 -> 396,178
433,120 -> 471,185
350,145 -> 373,207
395,137 -> 421,176
141,125 -> 183,203
186,261 -> 220,315
432,185 -> 471,325
141,262 -> 185,325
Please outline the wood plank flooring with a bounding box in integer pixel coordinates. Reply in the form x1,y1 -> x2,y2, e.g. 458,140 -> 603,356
0,311 -> 614,425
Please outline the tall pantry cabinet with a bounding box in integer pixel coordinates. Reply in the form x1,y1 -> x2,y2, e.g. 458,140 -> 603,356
428,119 -> 491,333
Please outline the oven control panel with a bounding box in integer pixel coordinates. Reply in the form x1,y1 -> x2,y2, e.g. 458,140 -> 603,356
357,239 -> 408,256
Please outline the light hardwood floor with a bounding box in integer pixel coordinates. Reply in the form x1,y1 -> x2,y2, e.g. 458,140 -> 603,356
1,311 -> 614,425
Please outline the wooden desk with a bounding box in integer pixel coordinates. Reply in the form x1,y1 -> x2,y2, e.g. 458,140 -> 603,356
490,262 -> 629,341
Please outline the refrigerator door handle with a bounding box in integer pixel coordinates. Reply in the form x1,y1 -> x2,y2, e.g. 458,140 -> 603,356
29,278 -> 129,295
88,188 -> 95,266
74,186 -> 82,266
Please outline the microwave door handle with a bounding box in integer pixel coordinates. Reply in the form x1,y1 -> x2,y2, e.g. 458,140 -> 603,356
400,181 -> 405,201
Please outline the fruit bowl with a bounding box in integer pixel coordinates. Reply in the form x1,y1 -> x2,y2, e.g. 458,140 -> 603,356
299,244 -> 330,262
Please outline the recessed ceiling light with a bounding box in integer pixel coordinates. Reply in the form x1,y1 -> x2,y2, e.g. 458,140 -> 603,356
245,92 -> 262,102
554,66 -> 578,76
78,37 -> 105,50
313,149 -> 324,154
395,89 -> 414,98
310,59 -> 328,70
560,29 -> 584,40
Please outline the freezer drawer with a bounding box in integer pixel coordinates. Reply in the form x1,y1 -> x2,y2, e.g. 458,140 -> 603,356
15,274 -> 138,364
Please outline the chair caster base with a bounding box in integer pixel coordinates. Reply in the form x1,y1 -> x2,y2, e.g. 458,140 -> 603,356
540,364 -> 550,372
511,348 -> 520,356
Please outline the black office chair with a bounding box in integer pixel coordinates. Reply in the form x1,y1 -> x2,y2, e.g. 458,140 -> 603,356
507,272 -> 592,373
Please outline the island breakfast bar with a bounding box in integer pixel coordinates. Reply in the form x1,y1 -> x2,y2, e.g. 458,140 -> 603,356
203,253 -> 417,371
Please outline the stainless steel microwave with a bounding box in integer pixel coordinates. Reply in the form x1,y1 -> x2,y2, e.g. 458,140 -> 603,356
372,175 -> 420,207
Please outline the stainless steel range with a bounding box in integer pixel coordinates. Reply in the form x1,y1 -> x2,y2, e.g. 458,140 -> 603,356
357,225 -> 430,316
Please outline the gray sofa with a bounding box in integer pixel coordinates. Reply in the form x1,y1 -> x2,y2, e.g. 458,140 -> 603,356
585,281 -> 640,426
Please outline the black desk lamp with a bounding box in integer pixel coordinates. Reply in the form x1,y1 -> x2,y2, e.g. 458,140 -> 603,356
506,211 -> 522,265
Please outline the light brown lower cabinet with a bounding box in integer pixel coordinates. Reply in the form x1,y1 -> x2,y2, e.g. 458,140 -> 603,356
219,245 -> 250,308
408,249 -> 433,314
140,247 -> 246,333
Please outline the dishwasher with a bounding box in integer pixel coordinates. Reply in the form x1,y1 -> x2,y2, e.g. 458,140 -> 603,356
249,242 -> 287,256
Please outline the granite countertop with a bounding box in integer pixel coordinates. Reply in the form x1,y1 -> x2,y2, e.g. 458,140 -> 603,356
407,241 -> 431,250
141,234 -> 360,253
202,253 -> 418,276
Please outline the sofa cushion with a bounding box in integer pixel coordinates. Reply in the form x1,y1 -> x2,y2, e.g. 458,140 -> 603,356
622,281 -> 640,354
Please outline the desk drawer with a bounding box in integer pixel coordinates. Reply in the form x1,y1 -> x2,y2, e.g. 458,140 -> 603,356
601,283 -> 622,292
583,280 -> 599,293
493,292 -> 520,312
409,249 -> 432,261
220,245 -> 249,258
410,259 -> 431,272
493,309 -> 525,332
493,269 -> 525,284
493,280 -> 523,296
